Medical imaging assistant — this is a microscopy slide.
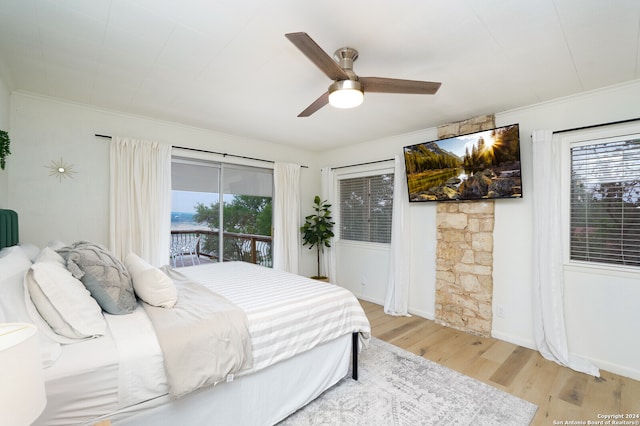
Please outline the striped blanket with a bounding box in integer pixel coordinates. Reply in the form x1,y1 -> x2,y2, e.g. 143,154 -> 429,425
177,261 -> 371,373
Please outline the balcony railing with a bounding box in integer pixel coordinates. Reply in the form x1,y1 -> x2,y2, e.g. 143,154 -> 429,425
170,229 -> 272,267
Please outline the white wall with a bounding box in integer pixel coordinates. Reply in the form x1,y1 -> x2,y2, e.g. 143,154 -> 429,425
318,79 -> 640,380
0,60 -> 10,207
496,81 -> 640,380
7,93 -> 321,274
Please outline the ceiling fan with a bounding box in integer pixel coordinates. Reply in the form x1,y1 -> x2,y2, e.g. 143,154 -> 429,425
285,32 -> 441,117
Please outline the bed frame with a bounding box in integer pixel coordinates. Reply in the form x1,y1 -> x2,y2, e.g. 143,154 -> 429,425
0,209 -> 19,249
352,332 -> 359,380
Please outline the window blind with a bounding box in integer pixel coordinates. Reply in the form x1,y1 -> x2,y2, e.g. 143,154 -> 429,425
339,174 -> 394,243
570,138 -> 640,267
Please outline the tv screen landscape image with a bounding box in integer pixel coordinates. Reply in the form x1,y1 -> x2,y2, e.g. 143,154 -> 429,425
403,123 -> 522,202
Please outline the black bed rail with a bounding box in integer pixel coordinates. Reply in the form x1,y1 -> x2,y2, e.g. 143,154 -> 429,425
352,332 -> 359,380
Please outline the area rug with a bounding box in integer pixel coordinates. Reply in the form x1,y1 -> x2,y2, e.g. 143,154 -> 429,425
279,337 -> 537,425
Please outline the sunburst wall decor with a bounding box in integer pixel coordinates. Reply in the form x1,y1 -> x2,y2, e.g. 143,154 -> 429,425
46,158 -> 76,182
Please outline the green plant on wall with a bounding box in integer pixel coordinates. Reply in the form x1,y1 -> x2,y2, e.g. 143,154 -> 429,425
0,130 -> 10,170
300,195 -> 335,279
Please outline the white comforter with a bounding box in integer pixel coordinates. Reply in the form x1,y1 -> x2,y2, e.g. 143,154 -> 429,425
177,261 -> 371,373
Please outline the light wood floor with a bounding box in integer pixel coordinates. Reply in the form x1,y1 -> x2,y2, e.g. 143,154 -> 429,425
361,300 -> 640,426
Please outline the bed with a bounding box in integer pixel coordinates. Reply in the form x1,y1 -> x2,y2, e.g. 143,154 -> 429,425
0,209 -> 371,425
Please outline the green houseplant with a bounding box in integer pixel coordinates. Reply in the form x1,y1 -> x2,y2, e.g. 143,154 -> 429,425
300,195 -> 335,279
0,130 -> 10,170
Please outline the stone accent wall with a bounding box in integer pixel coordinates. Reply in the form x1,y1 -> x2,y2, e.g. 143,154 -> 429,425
434,114 -> 495,337
437,114 -> 496,139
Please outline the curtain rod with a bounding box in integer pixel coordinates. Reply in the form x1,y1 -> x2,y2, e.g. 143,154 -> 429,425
331,158 -> 394,170
552,117 -> 640,135
95,134 -> 308,168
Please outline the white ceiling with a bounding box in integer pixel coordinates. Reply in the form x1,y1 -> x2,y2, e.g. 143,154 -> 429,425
0,0 -> 638,151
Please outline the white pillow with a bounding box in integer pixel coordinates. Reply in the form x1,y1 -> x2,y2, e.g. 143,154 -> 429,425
25,261 -> 106,341
0,246 -> 62,367
125,252 -> 177,308
35,246 -> 65,265
0,246 -> 33,323
18,242 -> 41,262
46,240 -> 68,251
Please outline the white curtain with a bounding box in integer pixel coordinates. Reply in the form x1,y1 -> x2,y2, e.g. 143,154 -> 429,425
384,155 -> 411,316
321,167 -> 337,284
531,130 -> 599,376
272,162 -> 301,274
109,137 -> 172,267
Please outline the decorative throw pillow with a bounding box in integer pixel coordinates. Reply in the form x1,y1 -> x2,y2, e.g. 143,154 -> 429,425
62,241 -> 136,315
125,252 -> 177,308
24,261 -> 106,340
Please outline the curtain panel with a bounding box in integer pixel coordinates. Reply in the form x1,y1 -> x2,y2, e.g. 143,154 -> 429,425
272,162 -> 301,274
384,155 -> 411,316
531,130 -> 599,376
109,137 -> 172,267
321,167 -> 337,284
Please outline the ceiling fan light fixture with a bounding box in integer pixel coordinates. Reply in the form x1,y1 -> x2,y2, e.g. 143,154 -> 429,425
328,80 -> 363,109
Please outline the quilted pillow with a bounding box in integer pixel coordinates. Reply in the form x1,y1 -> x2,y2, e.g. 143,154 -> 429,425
125,252 -> 177,308
24,259 -> 106,340
61,241 -> 136,315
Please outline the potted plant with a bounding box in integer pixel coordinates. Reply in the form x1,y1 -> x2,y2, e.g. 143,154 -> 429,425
300,195 -> 335,280
0,130 -> 10,170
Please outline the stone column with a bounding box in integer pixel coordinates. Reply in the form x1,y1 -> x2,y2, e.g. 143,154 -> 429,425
435,201 -> 494,336
434,115 -> 495,337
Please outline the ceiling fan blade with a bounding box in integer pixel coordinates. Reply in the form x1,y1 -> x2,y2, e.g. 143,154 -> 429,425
298,92 -> 329,117
285,32 -> 350,81
360,77 -> 441,95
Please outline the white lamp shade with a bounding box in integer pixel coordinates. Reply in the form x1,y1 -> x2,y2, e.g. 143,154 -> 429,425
0,323 -> 47,426
328,80 -> 364,109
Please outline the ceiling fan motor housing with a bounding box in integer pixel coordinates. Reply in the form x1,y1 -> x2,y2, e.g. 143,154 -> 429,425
334,47 -> 359,80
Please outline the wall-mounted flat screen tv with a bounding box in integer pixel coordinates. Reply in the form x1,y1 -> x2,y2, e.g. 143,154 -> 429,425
403,123 -> 522,202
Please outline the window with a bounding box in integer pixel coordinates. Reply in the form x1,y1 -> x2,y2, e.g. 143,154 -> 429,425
339,173 -> 394,243
171,157 -> 273,267
569,136 -> 640,267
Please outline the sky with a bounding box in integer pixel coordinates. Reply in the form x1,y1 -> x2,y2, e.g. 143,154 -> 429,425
172,190 -> 219,213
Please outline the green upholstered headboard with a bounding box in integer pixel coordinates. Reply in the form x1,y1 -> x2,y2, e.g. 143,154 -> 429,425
0,209 -> 19,249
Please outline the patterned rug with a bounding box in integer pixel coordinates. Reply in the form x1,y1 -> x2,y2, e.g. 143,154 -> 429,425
280,337 -> 537,425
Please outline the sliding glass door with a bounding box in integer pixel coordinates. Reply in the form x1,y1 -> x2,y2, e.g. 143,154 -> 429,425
170,157 -> 273,267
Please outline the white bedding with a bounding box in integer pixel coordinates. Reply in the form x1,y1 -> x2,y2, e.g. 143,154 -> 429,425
143,269 -> 252,398
34,261 -> 370,426
36,304 -> 167,426
110,334 -> 353,426
177,261 -> 371,373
